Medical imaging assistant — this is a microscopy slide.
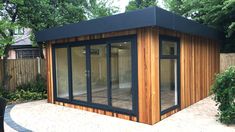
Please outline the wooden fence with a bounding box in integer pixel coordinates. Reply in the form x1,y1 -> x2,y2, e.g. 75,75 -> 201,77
220,53 -> 235,72
0,59 -> 46,91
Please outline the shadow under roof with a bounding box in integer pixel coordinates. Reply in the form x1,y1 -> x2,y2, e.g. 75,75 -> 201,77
35,6 -> 221,43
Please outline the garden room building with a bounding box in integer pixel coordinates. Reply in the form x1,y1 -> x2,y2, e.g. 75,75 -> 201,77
35,7 -> 220,125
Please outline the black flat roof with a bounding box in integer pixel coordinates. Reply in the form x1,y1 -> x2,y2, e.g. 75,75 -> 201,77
35,6 -> 221,43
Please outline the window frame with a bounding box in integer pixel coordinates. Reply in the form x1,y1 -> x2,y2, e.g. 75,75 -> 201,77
16,48 -> 40,59
52,35 -> 138,116
159,35 -> 181,115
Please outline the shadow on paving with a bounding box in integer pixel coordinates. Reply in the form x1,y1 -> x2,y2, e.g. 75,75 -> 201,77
4,105 -> 32,132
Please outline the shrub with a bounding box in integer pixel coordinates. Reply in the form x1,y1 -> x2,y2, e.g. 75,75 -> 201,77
211,66 -> 235,124
0,86 -> 9,100
16,74 -> 47,93
0,74 -> 47,104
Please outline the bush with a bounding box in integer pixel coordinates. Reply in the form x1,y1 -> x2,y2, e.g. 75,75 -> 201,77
0,74 -> 47,104
16,74 -> 46,93
211,66 -> 235,125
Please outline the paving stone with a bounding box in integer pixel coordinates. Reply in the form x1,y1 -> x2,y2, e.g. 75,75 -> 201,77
4,97 -> 235,132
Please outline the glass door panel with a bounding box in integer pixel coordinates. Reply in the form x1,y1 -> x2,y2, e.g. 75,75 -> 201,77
111,42 -> 132,110
160,59 -> 178,111
71,46 -> 87,101
160,36 -> 180,113
55,48 -> 69,99
90,44 -> 108,105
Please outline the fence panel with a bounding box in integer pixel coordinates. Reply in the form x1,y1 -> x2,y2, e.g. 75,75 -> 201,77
0,59 -> 46,91
220,53 -> 235,72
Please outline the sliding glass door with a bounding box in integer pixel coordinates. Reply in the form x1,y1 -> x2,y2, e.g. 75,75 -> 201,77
52,35 -> 138,115
159,35 -> 180,114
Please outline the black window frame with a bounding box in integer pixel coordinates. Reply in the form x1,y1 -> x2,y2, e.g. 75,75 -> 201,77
16,48 -> 40,59
52,35 -> 138,117
159,35 -> 180,115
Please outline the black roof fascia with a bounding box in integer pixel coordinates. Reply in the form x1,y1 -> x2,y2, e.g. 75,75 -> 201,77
35,7 -> 156,42
35,6 -> 221,43
154,7 -> 221,40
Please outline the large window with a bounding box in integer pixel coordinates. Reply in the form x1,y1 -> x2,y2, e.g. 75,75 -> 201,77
53,35 -> 137,115
160,35 -> 180,114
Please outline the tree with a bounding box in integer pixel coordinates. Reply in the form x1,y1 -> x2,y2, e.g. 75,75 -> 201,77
0,20 -> 16,91
18,0 -> 117,57
0,0 -> 118,91
0,1 -> 21,91
18,0 -> 118,32
164,0 -> 235,53
126,0 -> 157,11
86,0 -> 118,19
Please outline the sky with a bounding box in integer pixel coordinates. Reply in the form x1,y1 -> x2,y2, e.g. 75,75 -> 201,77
113,0 -> 165,13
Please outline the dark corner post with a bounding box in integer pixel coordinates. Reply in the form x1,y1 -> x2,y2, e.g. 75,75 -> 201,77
0,97 -> 7,132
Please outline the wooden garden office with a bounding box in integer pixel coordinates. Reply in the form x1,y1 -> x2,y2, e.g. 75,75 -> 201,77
35,7 -> 220,125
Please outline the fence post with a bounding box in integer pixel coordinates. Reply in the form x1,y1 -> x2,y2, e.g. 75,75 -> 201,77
37,57 -> 41,74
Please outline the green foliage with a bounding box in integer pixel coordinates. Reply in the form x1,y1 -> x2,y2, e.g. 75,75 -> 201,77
0,0 -> 118,51
16,74 -> 46,93
0,74 -> 47,104
17,0 -> 87,32
126,0 -> 157,11
0,0 -> 118,89
8,89 -> 46,102
211,66 -> 235,124
16,0 -> 118,33
164,0 -> 235,53
0,19 -> 17,57
86,0 -> 118,19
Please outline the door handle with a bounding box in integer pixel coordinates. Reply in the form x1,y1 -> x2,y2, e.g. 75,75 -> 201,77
86,70 -> 90,77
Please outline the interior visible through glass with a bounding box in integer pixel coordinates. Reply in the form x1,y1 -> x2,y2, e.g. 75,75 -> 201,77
55,48 -> 69,99
160,59 -> 178,111
54,39 -> 135,111
71,46 -> 87,101
111,42 -> 132,110
90,44 -> 108,105
162,41 -> 177,55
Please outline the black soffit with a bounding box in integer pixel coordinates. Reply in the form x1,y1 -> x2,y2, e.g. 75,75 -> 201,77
35,6 -> 221,43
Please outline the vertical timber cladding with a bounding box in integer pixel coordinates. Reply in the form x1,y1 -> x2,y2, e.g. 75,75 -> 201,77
46,42 -> 54,103
46,26 -> 220,124
46,29 -> 138,122
137,27 -> 160,124
136,27 -> 220,123
158,27 -> 220,120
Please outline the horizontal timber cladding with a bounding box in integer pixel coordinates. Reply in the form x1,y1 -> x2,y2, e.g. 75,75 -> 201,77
46,26 -> 219,125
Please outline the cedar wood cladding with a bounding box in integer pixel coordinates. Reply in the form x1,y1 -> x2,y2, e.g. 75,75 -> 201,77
45,27 -> 219,124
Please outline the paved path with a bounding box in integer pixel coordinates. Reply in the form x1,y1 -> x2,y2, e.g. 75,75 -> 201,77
4,97 -> 235,132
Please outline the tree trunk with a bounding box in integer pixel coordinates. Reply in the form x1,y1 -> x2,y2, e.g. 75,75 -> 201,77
1,45 -> 11,91
39,44 -> 44,59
